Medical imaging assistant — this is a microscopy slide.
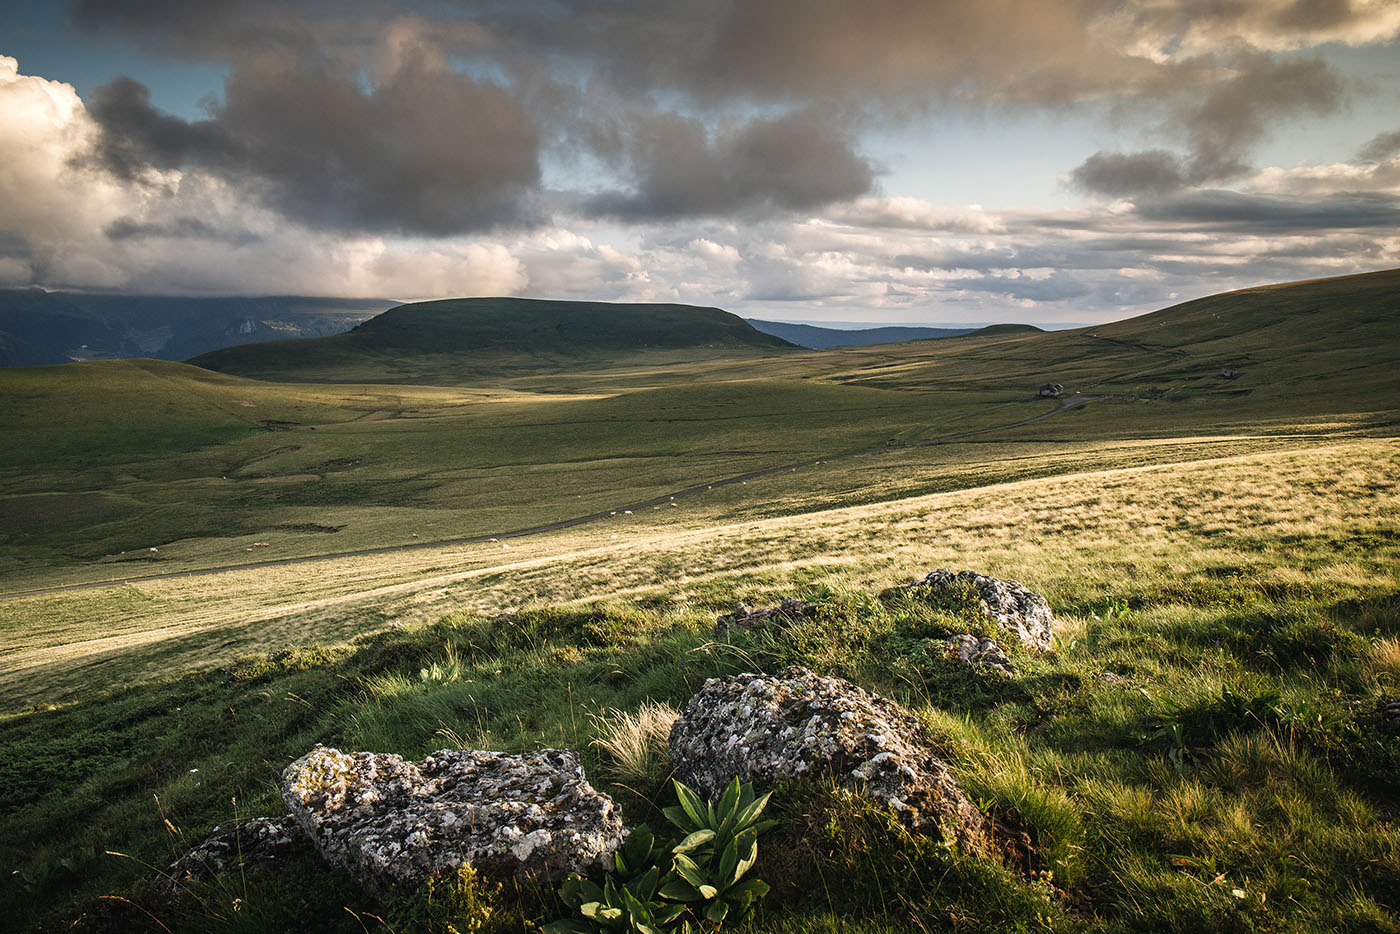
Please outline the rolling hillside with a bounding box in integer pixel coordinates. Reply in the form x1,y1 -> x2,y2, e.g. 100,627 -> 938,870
190,298 -> 798,382
818,268 -> 1400,418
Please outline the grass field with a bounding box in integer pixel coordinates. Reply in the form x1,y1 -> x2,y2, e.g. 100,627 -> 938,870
0,270 -> 1397,931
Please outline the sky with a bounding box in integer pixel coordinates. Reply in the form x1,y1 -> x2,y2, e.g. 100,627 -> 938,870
1,1 -> 1398,327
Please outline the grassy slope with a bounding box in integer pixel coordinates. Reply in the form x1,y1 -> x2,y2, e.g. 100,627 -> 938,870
189,297 -> 798,383
1,439 -> 1397,932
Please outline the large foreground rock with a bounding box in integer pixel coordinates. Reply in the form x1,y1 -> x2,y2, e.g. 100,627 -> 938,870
282,746 -> 623,895
909,569 -> 1054,651
670,667 -> 987,851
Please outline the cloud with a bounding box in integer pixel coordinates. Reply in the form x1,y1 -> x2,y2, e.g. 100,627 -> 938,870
85,45 -> 542,236
1071,150 -> 1190,197
1135,189 -> 1400,230
1072,52 -> 1346,197
585,108 -> 875,219
1358,128 -> 1400,163
103,215 -> 262,245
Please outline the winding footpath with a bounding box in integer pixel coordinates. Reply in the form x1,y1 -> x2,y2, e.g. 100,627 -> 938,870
2,394 -> 1096,600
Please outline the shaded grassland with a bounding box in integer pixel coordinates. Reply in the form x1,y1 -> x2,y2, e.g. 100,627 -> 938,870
2,438 -> 1398,932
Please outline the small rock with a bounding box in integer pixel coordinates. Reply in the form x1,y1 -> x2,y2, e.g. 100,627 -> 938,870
282,746 -> 624,895
670,667 -> 987,851
167,816 -> 309,888
1380,700 -> 1400,727
1098,671 -> 1128,686
907,569 -> 1054,652
713,598 -> 816,638
944,634 -> 1014,673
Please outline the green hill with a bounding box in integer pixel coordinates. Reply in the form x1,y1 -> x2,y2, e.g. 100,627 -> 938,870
189,297 -> 798,382
829,268 -> 1400,418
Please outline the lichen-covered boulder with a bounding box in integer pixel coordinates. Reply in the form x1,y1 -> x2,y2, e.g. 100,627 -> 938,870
909,569 -> 1054,651
944,633 -> 1014,673
669,667 -> 987,851
167,816 -> 309,888
713,598 -> 816,638
282,746 -> 624,895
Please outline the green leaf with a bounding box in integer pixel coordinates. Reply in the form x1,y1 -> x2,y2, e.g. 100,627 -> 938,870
673,780 -> 709,829
541,921 -> 596,934
731,790 -> 772,833
732,834 -> 758,883
655,902 -> 688,924
663,805 -> 697,833
715,777 -> 742,828
658,879 -> 702,902
717,837 -> 741,889
617,825 -> 655,874
705,898 -> 730,924
672,853 -> 708,888
698,883 -> 719,900
728,877 -> 770,900
626,865 -> 660,902
563,878 -> 606,909
672,828 -> 716,854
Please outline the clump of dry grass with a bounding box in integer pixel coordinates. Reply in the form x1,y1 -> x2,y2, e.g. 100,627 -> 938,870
1367,636 -> 1400,685
588,700 -> 678,787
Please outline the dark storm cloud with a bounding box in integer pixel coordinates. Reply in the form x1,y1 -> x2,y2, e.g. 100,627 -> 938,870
87,77 -> 232,177
586,109 -> 875,219
1070,150 -> 1190,198
1357,129 -> 1400,163
85,55 -> 542,235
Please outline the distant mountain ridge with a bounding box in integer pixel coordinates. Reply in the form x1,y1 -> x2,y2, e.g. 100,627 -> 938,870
0,290 -> 393,367
190,297 -> 799,382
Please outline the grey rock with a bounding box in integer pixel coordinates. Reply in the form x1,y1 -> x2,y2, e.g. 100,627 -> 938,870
167,815 -> 309,888
1381,700 -> 1400,726
282,746 -> 624,895
944,634 -> 1014,673
714,598 -> 816,637
908,569 -> 1054,652
669,667 -> 987,851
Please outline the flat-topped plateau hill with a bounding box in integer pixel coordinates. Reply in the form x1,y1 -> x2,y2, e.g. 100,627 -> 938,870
189,297 -> 798,382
